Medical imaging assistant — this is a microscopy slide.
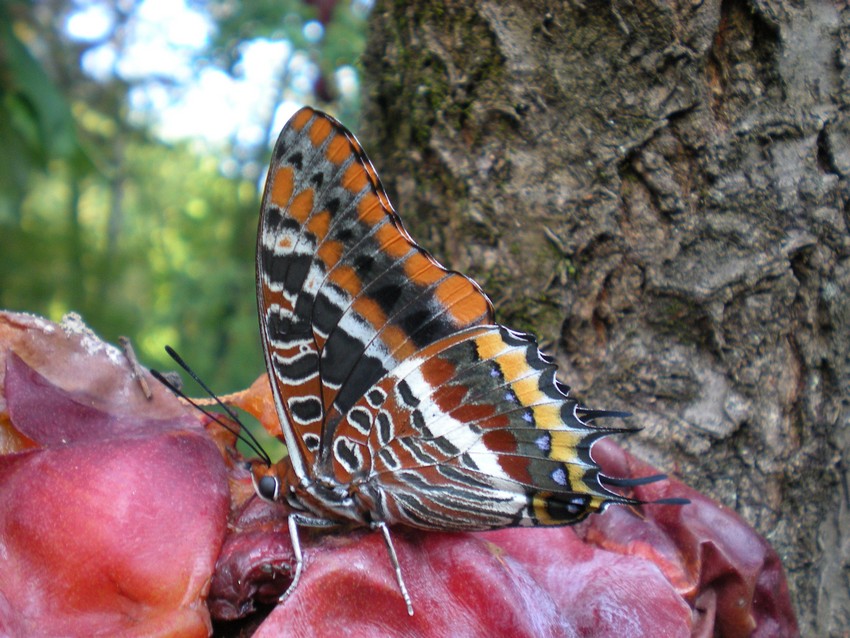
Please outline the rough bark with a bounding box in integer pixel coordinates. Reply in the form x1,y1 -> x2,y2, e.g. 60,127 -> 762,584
361,1 -> 849,635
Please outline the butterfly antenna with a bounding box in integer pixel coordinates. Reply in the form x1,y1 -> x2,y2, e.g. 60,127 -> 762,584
163,346 -> 272,465
151,347 -> 272,466
149,368 -> 265,462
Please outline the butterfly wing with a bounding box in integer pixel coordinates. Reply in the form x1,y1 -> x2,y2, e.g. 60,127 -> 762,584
257,107 -> 494,480
330,324 -> 634,530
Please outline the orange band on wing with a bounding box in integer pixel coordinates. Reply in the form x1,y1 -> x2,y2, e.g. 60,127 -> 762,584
343,163 -> 369,193
357,192 -> 385,225
309,116 -> 333,147
375,224 -> 412,259
289,188 -> 315,223
307,210 -> 331,241
326,135 -> 352,165
404,252 -> 446,286
269,166 -> 294,208
291,108 -> 314,131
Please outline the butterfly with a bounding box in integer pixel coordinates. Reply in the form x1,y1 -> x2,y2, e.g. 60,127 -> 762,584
251,107 -> 676,614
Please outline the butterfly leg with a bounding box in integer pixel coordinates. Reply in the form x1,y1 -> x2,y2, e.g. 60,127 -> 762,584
375,522 -> 414,616
279,513 -> 342,604
278,514 -> 305,604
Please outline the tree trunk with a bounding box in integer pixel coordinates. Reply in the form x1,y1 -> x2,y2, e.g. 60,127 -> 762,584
361,1 -> 849,635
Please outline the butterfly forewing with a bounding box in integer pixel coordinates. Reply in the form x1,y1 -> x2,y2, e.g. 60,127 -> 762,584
257,107 -> 495,480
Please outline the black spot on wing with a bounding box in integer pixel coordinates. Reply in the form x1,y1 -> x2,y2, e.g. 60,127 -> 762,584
261,248 -> 287,291
378,448 -> 400,469
459,452 -> 479,471
273,351 -> 319,384
274,138 -> 292,162
411,409 -> 431,437
500,326 -> 535,346
552,379 -> 571,398
335,438 -> 361,472
354,253 -> 375,278
367,388 -> 386,407
293,292 -> 317,325
312,288 -> 346,336
303,433 -> 321,451
432,435 -> 460,456
335,225 -> 354,243
322,327 -> 365,385
397,379 -> 420,408
348,407 -> 372,434
377,411 -> 392,446
397,308 -> 434,346
324,196 -> 341,218
322,321 -> 388,415
544,494 -> 592,523
333,352 -> 386,415
263,206 -> 290,235
372,282 -> 403,315
266,310 -> 296,341
406,311 -> 455,349
283,254 -> 312,295
286,151 -> 304,169
289,397 -> 322,423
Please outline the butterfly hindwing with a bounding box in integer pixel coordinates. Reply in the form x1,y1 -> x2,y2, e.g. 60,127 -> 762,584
331,325 -> 631,531
257,107 -> 495,479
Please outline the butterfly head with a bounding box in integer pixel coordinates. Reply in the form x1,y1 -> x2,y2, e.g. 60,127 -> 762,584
249,457 -> 317,513
249,457 -> 288,504
254,471 -> 281,502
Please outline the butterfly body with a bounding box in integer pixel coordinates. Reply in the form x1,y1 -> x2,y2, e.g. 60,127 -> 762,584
253,107 -> 649,611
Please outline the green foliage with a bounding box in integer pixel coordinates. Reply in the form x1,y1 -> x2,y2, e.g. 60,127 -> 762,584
0,9 -> 92,221
209,0 -> 318,56
2,135 -> 263,389
0,0 -> 370,395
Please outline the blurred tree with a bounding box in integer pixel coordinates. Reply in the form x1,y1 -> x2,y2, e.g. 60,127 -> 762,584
0,1 -> 91,218
0,0 -> 370,392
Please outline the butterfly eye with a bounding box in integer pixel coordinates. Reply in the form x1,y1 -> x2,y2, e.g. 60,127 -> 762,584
257,475 -> 280,502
